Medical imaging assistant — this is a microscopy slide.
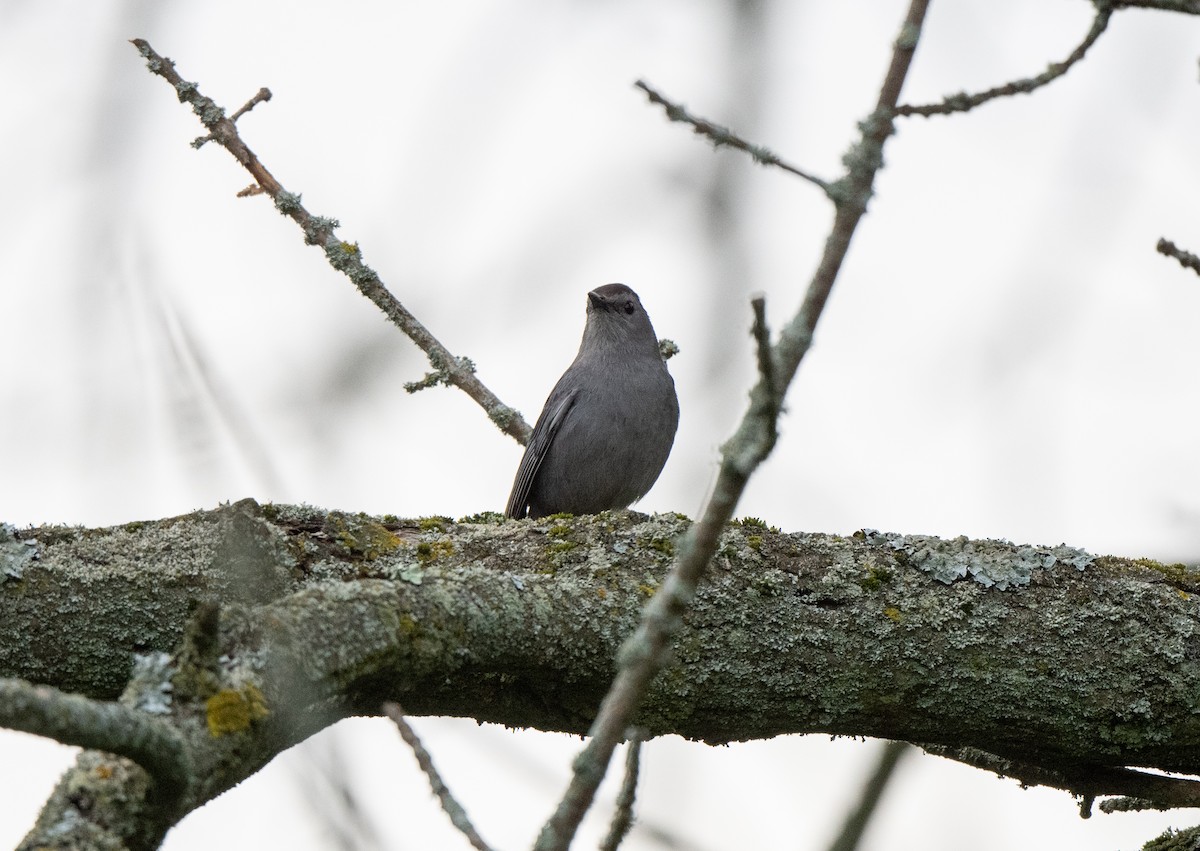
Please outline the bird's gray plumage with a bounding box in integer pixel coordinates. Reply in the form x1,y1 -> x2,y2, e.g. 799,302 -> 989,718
505,283 -> 679,519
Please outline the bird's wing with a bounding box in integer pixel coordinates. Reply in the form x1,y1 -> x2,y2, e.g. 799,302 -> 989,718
505,388 -> 579,518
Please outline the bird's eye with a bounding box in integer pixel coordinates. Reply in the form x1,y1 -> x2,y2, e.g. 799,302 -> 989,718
623,301 -> 635,315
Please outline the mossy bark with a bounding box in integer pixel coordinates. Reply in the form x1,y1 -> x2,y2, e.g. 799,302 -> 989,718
5,500 -> 1200,847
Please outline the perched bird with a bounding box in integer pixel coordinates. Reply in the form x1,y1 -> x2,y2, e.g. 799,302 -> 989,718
505,283 -> 679,519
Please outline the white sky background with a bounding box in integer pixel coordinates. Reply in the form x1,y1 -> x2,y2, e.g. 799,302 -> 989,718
2,0 -> 1199,848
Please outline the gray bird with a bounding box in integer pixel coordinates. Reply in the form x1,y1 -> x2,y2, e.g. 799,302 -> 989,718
505,283 -> 679,519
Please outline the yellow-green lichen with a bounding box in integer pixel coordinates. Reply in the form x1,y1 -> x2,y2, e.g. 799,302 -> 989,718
418,516 -> 453,532
398,612 -> 421,638
459,511 -> 505,524
746,535 -> 763,552
640,536 -> 676,557
861,561 -> 894,592
206,684 -> 269,736
328,513 -> 403,561
883,607 -> 902,623
1131,557 -> 1193,582
416,539 -> 455,563
735,517 -> 780,533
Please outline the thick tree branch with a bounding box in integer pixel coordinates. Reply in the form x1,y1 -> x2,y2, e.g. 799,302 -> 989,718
9,502 -> 1200,845
128,39 -> 530,445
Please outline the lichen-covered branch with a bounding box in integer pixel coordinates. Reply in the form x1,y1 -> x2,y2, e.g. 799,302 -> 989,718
918,744 -> 1200,813
532,6 -> 934,848
8,502 -> 1200,846
128,39 -> 530,445
634,80 -> 831,193
0,676 -> 190,804
894,5 -> 1113,118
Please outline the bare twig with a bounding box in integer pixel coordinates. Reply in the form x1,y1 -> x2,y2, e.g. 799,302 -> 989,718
383,703 -> 494,851
230,87 -> 272,122
1099,796 -> 1172,813
129,39 -> 530,445
635,80 -> 831,194
533,4 -> 931,849
599,730 -> 646,851
0,676 -> 191,803
749,296 -> 778,414
826,742 -> 910,851
1157,238 -> 1200,276
1111,0 -> 1200,11
920,743 -> 1200,812
895,5 -> 1112,117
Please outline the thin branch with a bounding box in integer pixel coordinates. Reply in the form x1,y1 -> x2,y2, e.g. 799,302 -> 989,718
383,703 -> 494,851
1157,238 -> 1200,276
0,676 -> 191,803
894,5 -> 1112,118
920,744 -> 1200,812
826,742 -> 910,851
129,39 -> 530,445
533,4 -> 931,850
194,87 -> 273,149
750,296 -> 778,413
230,87 -> 272,122
634,80 -> 831,194
1111,0 -> 1200,11
1099,796 -> 1172,814
600,730 -> 646,851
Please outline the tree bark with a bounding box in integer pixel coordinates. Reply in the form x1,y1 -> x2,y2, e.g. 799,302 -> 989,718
5,499 -> 1200,847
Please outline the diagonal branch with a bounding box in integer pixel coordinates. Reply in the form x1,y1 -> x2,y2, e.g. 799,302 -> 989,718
920,744 -> 1200,814
635,79 -> 831,194
128,39 -> 531,445
1111,0 -> 1200,11
533,3 -> 932,849
827,741 -> 910,851
599,730 -> 646,851
384,703 -> 494,851
0,676 -> 191,803
894,4 -> 1113,118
